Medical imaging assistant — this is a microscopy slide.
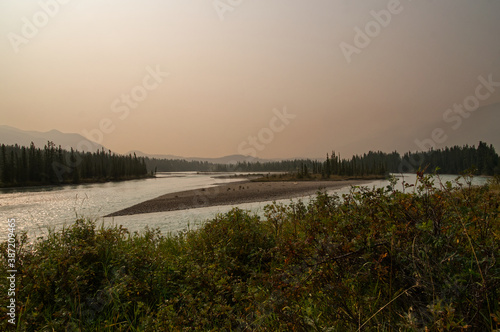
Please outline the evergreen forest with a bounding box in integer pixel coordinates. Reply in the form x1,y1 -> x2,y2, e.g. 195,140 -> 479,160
0,142 -> 148,187
1,141 -> 498,188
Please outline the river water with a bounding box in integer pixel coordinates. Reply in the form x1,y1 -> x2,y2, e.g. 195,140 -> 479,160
0,173 -> 489,241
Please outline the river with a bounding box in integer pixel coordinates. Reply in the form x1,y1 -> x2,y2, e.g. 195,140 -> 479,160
0,172 -> 490,241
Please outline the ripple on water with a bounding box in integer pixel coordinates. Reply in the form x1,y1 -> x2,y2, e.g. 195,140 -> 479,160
0,173 -> 490,241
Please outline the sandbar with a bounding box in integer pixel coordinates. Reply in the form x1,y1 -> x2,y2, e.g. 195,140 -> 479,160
105,179 -> 373,217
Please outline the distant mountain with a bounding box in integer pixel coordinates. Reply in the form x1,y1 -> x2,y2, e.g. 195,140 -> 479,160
0,125 -> 106,153
0,126 -> 271,164
6,101 -> 497,165
188,154 -> 268,164
129,150 -> 269,164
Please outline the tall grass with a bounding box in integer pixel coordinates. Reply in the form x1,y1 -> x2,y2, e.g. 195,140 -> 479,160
1,174 -> 499,331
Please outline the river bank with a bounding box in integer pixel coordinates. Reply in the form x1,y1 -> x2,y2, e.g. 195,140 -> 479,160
105,179 -> 371,216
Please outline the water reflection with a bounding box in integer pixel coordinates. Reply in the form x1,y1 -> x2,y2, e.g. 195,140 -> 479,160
0,173 -> 491,241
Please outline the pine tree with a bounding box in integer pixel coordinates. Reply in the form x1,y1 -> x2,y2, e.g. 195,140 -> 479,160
1,144 -> 10,184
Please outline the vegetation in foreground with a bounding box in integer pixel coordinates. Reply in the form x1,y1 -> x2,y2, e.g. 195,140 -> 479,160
1,174 -> 500,331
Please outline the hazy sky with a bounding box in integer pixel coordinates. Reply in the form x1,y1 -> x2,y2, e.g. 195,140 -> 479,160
1,0 -> 499,159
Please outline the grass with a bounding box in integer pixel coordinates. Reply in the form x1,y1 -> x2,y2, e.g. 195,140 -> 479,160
1,174 -> 499,331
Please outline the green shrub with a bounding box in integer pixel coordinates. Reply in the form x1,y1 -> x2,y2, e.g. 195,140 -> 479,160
1,174 -> 499,330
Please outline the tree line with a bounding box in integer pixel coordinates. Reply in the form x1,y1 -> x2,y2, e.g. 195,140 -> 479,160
398,141 -> 499,175
145,153 -> 391,175
2,141 -> 498,187
0,142 -> 148,187
294,142 -> 499,177
146,141 -> 499,176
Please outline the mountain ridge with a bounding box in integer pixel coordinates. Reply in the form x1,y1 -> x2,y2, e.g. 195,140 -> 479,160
127,150 -> 272,164
2,101 -> 499,164
0,125 -> 106,153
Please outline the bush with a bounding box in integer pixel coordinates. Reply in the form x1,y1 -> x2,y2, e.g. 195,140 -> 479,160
1,174 -> 499,330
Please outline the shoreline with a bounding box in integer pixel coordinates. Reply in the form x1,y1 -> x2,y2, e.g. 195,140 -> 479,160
0,174 -> 154,191
105,179 -> 373,217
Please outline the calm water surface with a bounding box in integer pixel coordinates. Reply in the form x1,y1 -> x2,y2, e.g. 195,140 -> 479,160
0,172 -> 242,241
0,173 -> 489,241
